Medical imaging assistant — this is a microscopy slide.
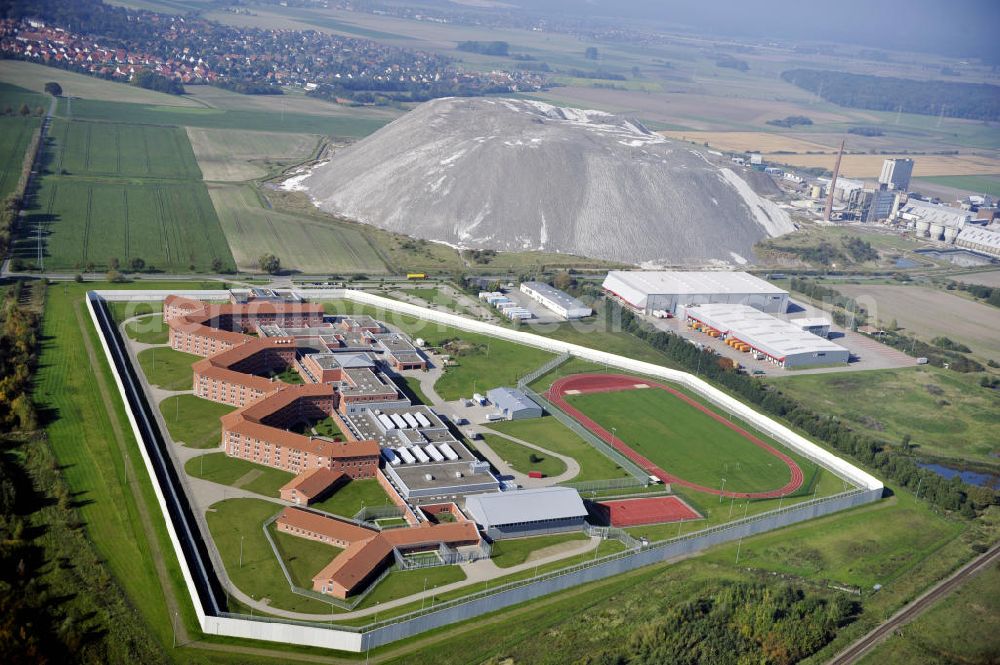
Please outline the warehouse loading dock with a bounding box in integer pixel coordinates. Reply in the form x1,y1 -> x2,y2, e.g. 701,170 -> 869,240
684,304 -> 850,368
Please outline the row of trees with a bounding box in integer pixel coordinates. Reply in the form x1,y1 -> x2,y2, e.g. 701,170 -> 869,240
947,281 -> 1000,308
782,69 -> 1000,121
0,123 -> 42,260
131,70 -> 185,95
612,303 -> 998,516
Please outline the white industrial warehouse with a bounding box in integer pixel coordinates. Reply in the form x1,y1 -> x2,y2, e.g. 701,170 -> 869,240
603,271 -> 789,315
519,282 -> 592,319
684,304 -> 850,368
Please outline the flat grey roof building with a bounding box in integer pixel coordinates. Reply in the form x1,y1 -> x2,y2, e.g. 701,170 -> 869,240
463,487 -> 587,531
603,271 -> 788,315
519,282 -> 592,319
486,387 -> 542,420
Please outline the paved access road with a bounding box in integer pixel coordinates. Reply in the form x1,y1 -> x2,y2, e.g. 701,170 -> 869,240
827,542 -> 1000,665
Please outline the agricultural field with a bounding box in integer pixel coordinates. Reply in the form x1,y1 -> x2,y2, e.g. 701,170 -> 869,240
186,127 -> 320,181
0,60 -> 203,107
160,395 -> 235,449
64,95 -> 390,136
660,130 -> 832,154
860,556 -> 1000,665
49,119 -> 203,180
766,152 -> 1000,178
14,178 -> 234,272
209,184 -> 387,274
564,384 -> 814,494
773,366 -> 1000,468
834,284 -> 1000,364
951,270 -> 1000,288
0,115 -> 39,202
11,116 -> 236,273
183,83 -> 402,120
914,174 -> 1000,197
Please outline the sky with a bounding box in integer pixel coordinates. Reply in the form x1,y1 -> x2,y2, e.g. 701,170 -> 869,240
517,0 -> 1000,61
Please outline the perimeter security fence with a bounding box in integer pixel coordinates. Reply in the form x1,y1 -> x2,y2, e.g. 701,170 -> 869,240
88,289 -> 884,654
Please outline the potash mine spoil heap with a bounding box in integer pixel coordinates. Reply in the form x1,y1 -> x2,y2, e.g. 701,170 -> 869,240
300,97 -> 795,265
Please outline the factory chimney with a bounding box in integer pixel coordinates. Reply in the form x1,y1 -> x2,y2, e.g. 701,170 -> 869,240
824,139 -> 845,222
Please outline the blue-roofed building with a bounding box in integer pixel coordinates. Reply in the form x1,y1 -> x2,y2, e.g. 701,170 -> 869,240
487,387 -> 543,421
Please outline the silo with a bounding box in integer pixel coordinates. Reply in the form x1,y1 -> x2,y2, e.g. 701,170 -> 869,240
929,222 -> 944,240
915,220 -> 930,237
943,226 -> 959,243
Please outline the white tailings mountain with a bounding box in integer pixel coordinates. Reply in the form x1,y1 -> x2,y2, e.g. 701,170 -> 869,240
300,97 -> 795,265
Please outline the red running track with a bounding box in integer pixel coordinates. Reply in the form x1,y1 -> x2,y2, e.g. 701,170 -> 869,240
546,373 -> 803,499
597,496 -> 701,527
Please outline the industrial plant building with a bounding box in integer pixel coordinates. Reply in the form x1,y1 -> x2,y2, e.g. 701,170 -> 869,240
486,387 -> 543,420
954,226 -> 1000,259
684,304 -> 850,368
519,282 -> 592,319
463,487 -> 588,539
896,199 -> 974,243
603,271 -> 788,316
879,158 -> 914,191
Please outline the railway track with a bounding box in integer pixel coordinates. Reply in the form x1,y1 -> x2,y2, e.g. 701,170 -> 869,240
827,541 -> 1000,665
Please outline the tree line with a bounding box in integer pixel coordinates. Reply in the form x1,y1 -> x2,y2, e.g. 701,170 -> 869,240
0,124 -> 41,269
781,69 -> 1000,121
612,303 -> 998,517
947,280 -> 1000,309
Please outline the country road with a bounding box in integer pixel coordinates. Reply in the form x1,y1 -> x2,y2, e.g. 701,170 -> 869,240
827,541 -> 1000,665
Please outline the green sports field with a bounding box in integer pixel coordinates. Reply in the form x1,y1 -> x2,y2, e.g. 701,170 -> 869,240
565,387 -> 798,494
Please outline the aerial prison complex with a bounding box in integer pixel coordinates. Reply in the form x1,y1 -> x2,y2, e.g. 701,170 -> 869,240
602,270 -> 849,368
160,291 -> 596,600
